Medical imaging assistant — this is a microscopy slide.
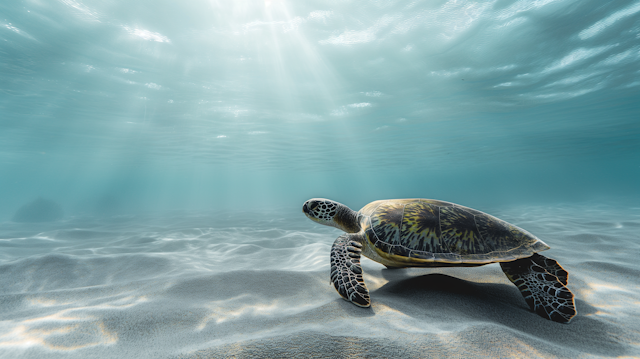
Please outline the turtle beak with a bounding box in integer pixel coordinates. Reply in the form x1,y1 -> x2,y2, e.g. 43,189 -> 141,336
302,201 -> 315,219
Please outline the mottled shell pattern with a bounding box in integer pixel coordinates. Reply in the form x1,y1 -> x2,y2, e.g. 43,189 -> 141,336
359,199 -> 550,266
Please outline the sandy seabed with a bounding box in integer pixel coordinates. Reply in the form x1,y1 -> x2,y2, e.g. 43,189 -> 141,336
0,203 -> 639,358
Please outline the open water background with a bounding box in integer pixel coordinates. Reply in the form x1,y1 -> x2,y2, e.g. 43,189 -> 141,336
1,0 -> 639,218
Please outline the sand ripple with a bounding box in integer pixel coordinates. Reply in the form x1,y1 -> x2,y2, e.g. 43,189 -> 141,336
0,204 -> 639,358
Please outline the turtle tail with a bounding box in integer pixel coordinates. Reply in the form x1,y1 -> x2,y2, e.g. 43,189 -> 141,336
500,253 -> 576,323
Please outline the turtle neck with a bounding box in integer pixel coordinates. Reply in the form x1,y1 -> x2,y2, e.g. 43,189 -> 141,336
333,205 -> 360,233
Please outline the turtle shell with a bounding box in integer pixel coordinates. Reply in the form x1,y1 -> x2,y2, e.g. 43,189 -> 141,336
358,199 -> 550,266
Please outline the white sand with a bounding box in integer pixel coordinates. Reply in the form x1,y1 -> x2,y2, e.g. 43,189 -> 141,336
0,204 -> 639,358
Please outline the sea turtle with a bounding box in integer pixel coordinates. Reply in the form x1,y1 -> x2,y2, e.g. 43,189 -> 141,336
302,198 -> 576,323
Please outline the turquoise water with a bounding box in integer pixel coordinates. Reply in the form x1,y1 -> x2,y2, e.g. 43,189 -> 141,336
1,2 -> 640,356
1,0 -> 639,218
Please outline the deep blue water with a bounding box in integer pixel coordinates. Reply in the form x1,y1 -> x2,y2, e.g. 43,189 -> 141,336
1,0 -> 639,216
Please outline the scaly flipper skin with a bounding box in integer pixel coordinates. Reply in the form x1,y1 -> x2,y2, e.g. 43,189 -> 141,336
500,254 -> 576,323
330,234 -> 370,307
529,253 -> 568,285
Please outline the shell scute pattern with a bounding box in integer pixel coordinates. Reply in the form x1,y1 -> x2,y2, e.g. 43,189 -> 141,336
399,202 -> 445,253
409,251 -> 435,260
474,212 -> 520,251
369,202 -> 404,247
363,199 -> 539,262
439,206 -> 486,255
418,199 -> 454,207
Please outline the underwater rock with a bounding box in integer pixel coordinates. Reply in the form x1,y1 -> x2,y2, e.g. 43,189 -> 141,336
12,197 -> 64,223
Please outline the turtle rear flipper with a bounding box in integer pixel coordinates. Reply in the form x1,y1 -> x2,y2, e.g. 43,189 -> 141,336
331,234 -> 370,307
500,255 -> 576,323
530,253 -> 569,285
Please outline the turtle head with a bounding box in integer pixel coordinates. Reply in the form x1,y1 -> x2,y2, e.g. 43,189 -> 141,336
303,198 -> 360,233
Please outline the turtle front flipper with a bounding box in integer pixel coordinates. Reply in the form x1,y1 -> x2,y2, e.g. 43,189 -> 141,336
330,234 -> 370,307
500,255 -> 576,323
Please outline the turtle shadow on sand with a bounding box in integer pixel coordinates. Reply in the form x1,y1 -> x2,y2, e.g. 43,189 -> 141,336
371,272 -> 629,357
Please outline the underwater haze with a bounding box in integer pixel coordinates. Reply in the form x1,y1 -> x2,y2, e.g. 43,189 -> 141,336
1,0 -> 639,215
1,0 -> 640,358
